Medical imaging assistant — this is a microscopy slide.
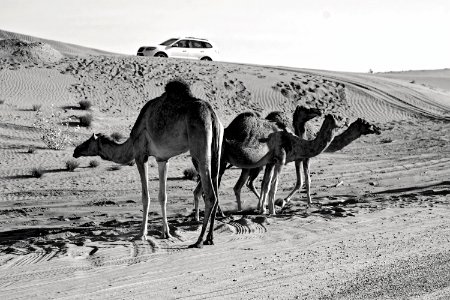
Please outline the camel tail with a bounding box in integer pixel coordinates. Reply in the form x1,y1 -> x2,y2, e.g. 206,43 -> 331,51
211,111 -> 224,196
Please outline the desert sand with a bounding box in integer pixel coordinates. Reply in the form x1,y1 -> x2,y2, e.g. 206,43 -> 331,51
0,30 -> 449,299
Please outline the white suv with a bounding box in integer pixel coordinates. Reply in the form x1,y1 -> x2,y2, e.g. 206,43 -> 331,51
137,37 -> 219,61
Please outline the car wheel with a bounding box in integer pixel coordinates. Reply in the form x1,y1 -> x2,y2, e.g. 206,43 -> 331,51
154,52 -> 167,58
200,57 -> 212,61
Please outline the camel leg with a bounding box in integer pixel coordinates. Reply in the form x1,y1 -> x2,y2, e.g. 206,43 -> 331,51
247,167 -> 261,199
191,158 -> 226,222
136,159 -> 150,240
205,196 -> 219,245
215,158 -> 228,218
204,137 -> 223,245
259,164 -> 275,214
268,164 -> 282,215
193,181 -> 202,222
303,158 -> 312,206
284,160 -> 303,203
234,169 -> 251,211
157,161 -> 172,239
189,130 -> 221,248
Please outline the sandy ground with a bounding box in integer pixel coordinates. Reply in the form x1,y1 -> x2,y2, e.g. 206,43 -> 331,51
0,31 -> 449,299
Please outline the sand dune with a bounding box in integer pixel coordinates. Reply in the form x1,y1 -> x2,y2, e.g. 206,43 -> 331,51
0,32 -> 449,299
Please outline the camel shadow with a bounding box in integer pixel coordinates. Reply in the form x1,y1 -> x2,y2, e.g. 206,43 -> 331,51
374,181 -> 450,196
3,168 -> 67,180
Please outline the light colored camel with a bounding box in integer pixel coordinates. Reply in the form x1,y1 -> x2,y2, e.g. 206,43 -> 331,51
244,116 -> 381,207
273,117 -> 381,206
73,80 -> 224,248
256,114 -> 339,214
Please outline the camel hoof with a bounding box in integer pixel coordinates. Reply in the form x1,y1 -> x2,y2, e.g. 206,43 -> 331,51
188,242 -> 204,249
203,239 -> 214,246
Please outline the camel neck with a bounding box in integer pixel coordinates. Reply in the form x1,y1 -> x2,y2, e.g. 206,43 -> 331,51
287,125 -> 335,162
294,122 -> 308,139
325,125 -> 361,153
98,137 -> 135,164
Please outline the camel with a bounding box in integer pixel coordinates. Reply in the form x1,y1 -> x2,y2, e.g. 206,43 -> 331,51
73,80 -> 224,248
274,117 -> 381,206
258,114 -> 339,214
244,116 -> 381,207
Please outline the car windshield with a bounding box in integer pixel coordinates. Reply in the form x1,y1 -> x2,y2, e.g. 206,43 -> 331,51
160,38 -> 178,46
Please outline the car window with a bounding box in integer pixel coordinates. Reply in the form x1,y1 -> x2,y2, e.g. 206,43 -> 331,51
160,38 -> 178,46
174,40 -> 189,48
190,40 -> 203,48
203,42 -> 212,48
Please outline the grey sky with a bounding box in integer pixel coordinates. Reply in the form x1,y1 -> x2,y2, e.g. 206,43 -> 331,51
1,0 -> 449,72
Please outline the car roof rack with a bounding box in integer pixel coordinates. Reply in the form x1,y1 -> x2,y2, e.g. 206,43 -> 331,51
184,37 -> 209,41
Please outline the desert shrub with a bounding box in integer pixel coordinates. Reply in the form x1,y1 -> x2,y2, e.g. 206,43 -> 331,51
89,160 -> 100,168
109,165 -> 122,171
65,159 -> 80,171
0,99 -> 5,104
32,104 -> 42,111
79,114 -> 93,127
31,167 -> 45,178
27,146 -> 36,153
110,132 -> 123,142
183,167 -> 199,181
380,138 -> 393,144
33,107 -> 76,150
79,100 -> 92,110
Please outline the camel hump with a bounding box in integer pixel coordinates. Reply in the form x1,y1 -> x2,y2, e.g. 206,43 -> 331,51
165,79 -> 192,99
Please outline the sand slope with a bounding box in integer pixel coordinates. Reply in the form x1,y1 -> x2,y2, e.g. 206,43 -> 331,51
0,32 -> 449,299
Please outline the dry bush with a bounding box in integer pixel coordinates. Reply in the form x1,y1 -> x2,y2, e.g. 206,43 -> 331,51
79,100 -> 92,110
89,160 -> 100,168
79,114 -> 93,127
109,165 -> 122,171
31,167 -> 45,178
27,146 -> 36,154
65,159 -> 80,171
111,132 -> 124,142
183,167 -> 199,181
32,104 -> 42,111
0,99 -> 5,105
33,108 -> 76,150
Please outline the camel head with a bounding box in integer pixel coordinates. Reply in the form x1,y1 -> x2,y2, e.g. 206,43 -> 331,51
73,133 -> 100,158
321,114 -> 340,133
353,118 -> 382,135
293,106 -> 322,127
265,111 -> 290,130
